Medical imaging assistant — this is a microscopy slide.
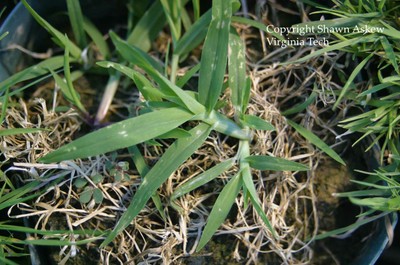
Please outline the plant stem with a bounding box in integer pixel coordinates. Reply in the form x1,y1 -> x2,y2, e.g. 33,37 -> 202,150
170,54 -> 180,84
95,72 -> 121,124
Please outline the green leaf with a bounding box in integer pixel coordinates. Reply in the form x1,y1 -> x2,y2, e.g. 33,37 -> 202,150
63,42 -> 86,113
176,63 -> 201,88
0,56 -> 65,96
101,123 -> 211,247
74,178 -> 87,188
79,187 -> 92,204
245,155 -> 309,171
0,128 -> 47,137
0,87 -> 10,124
228,29 -> 247,112
93,188 -> 104,204
21,0 -> 82,58
174,10 -> 212,57
83,17 -> 110,58
170,158 -> 235,210
91,174 -> 104,184
127,1 -> 166,52
157,128 -> 191,139
196,172 -> 242,251
160,0 -> 182,45
287,119 -> 346,166
380,36 -> 399,74
231,16 -> 285,41
242,115 -> 275,131
334,53 -> 373,109
282,89 -> 318,115
66,0 -> 87,48
39,107 -> 193,162
198,0 -> 232,112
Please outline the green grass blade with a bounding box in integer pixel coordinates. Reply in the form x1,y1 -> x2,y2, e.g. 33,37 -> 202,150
39,107 -> 194,162
0,56 -> 65,96
63,42 -> 86,113
128,146 -> 166,220
66,0 -> 87,48
83,17 -> 110,58
160,0 -> 182,45
0,87 -> 10,124
101,123 -> 212,247
287,119 -> 346,165
334,53 -> 373,109
126,1 -> 166,52
241,167 -> 277,237
282,89 -> 318,115
174,10 -> 212,57
21,0 -> 81,58
380,36 -> 399,74
171,158 -> 235,209
0,128 -> 46,137
380,20 -> 400,39
242,115 -> 275,131
176,63 -> 201,88
198,0 -> 232,112
245,155 -> 309,171
228,29 -> 246,112
285,36 -> 374,65
313,212 -> 389,240
231,16 -> 285,41
0,256 -> 18,265
196,172 -> 242,251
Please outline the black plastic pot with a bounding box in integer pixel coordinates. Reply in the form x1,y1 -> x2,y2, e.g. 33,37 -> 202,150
0,1 -> 397,264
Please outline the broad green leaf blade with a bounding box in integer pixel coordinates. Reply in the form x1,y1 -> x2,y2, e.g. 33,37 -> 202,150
171,158 -> 235,206
287,119 -> 346,165
0,128 -> 46,137
109,34 -> 205,114
101,123 -> 212,247
241,167 -> 277,237
21,0 -> 82,58
127,0 -> 166,52
196,172 -> 242,251
83,17 -> 110,58
39,107 -> 194,162
228,29 -> 247,112
334,53 -> 373,109
174,10 -> 212,57
242,115 -> 275,131
245,155 -> 309,171
66,0 -> 87,48
198,0 -> 232,112
157,128 -> 191,139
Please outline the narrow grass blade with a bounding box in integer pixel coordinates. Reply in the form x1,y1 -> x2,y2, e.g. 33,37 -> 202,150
170,158 -> 235,210
83,17 -> 110,58
380,20 -> 400,39
245,155 -> 309,171
101,123 -> 211,247
202,110 -> 251,140
0,128 -> 46,137
110,34 -> 205,114
287,119 -> 346,165
174,10 -> 212,57
229,29 -> 246,112
0,87 -> 10,124
21,0 -> 82,58
380,36 -> 399,74
160,0 -> 182,45
196,172 -> 242,251
282,90 -> 318,115
39,107 -> 194,162
334,53 -> 373,109
242,115 -> 275,131
127,1 -> 166,52
357,82 -> 393,97
63,43 -> 86,113
313,212 -> 389,240
176,63 -> 201,88
0,56 -> 65,95
231,16 -> 285,41
66,0 -> 87,48
198,0 -> 232,112
285,36 -> 374,65
128,146 -> 166,220
241,167 -> 277,237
